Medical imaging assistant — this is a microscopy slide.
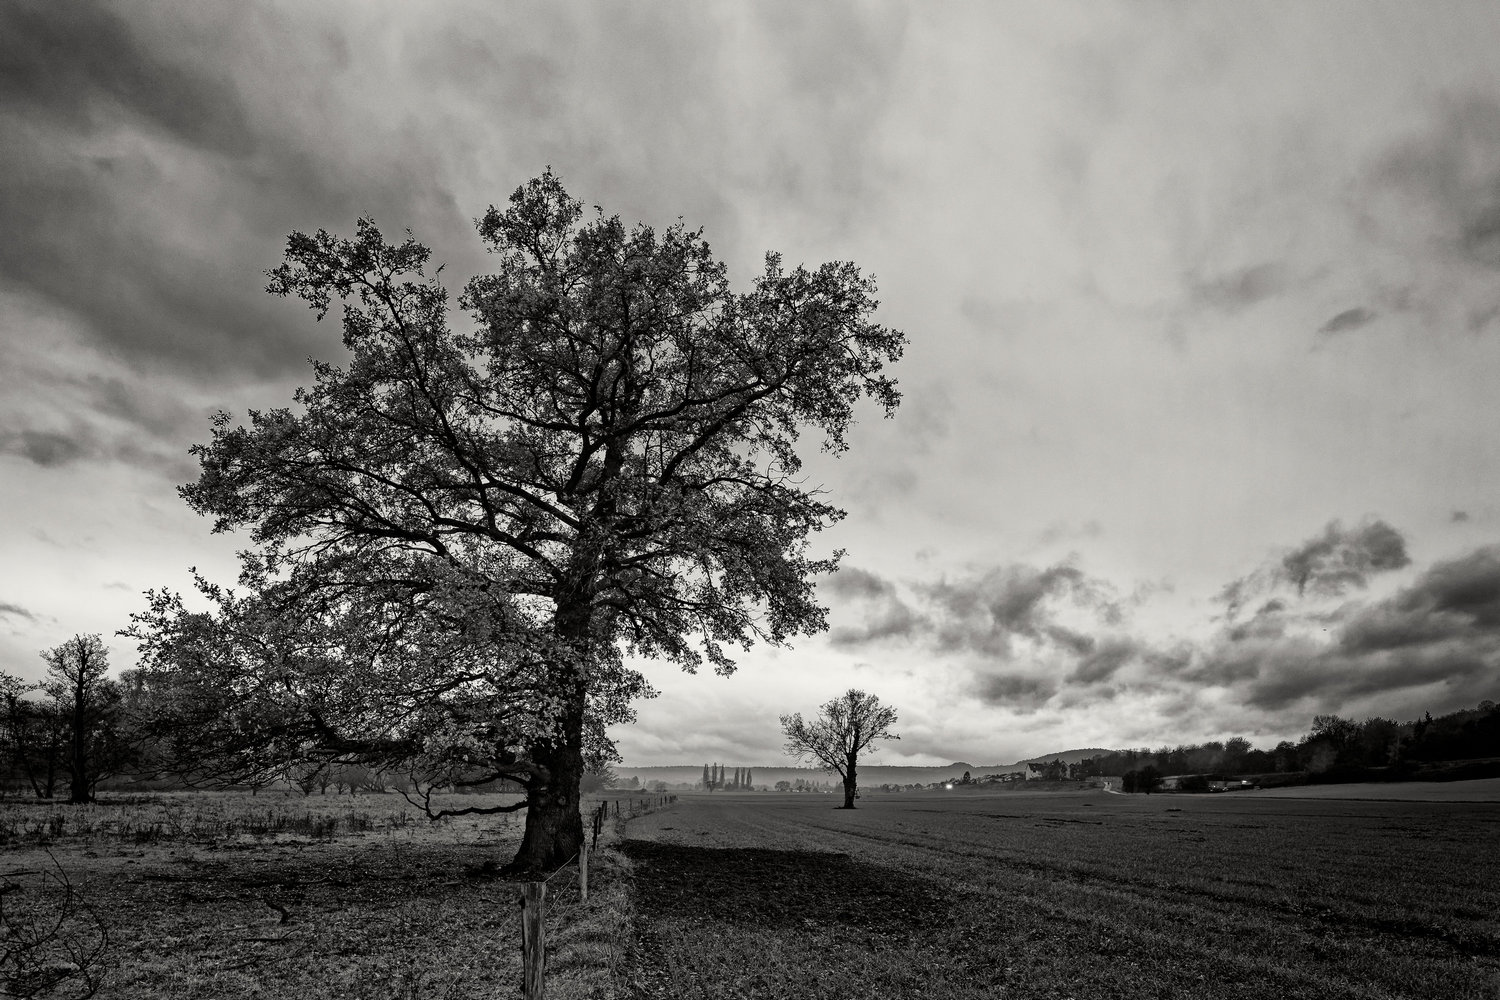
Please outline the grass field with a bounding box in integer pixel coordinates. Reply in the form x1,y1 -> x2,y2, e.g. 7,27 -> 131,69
618,787 -> 1500,999
0,790 -> 652,999
3,785 -> 1496,998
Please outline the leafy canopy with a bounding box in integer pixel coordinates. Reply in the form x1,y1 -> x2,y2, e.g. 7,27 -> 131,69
131,171 -> 905,784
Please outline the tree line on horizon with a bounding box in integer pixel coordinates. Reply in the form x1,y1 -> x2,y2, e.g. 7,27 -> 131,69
8,631 -> 1493,806
1073,701 -> 1500,790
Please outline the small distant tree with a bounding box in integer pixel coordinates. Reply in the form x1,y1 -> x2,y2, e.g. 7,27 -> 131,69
774,779 -> 791,791
744,767 -> 753,790
701,763 -> 711,791
780,689 -> 899,809
580,764 -> 618,794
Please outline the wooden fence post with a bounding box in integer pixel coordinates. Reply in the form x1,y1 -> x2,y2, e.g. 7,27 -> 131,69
520,882 -> 546,1000
580,839 -> 589,903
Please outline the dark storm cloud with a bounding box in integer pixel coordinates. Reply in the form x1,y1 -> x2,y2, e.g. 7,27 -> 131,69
1,3 -> 911,483
1066,637 -> 1140,685
1219,518 -> 1410,615
0,6 -> 294,378
912,563 -> 1121,660
828,561 -> 1124,682
1230,638 -> 1492,713
1192,544 -> 1500,714
832,534 -> 1495,723
79,374 -> 201,440
1280,519 -> 1410,598
0,4 -> 252,155
1339,545 -> 1500,653
972,671 -> 1057,711
0,3 -> 469,387
1317,307 -> 1377,335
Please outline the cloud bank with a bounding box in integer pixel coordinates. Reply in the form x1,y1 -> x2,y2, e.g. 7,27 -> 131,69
826,519 -> 1497,735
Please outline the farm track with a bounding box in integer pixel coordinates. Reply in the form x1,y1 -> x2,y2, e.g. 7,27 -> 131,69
621,791 -> 1500,999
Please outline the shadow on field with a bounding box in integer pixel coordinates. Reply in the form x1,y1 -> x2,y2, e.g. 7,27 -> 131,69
619,841 -> 950,932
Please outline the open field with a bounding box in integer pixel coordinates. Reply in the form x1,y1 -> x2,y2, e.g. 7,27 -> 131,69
0,790 -> 658,999
619,788 -> 1500,999
1251,776 -> 1500,802
6,785 -> 1496,998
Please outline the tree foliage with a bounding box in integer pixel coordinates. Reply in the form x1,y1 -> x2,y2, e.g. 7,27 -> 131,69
1,636 -> 129,803
127,171 -> 904,869
0,671 -> 67,799
780,689 -> 899,808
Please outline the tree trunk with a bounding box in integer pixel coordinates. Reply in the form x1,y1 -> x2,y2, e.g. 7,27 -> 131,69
68,739 -> 90,803
511,541 -> 602,871
511,625 -> 589,873
840,754 -> 858,809
68,678 -> 91,804
513,735 -> 584,872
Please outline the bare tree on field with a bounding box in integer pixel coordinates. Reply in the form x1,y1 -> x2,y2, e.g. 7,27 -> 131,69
126,171 -> 905,871
781,689 -> 899,808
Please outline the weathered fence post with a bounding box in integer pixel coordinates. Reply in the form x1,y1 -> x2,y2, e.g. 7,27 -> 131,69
520,882 -> 546,1000
576,839 -> 588,905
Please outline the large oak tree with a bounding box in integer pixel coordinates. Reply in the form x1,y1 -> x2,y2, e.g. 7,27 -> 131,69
139,172 -> 904,870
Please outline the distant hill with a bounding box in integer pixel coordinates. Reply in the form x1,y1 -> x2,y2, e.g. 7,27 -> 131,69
1012,748 -> 1114,766
618,749 -> 1118,791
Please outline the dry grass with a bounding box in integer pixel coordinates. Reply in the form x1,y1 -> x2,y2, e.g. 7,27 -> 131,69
0,790 -> 668,999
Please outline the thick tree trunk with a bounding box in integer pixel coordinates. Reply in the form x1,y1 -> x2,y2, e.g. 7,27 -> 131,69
840,754 -> 858,809
68,738 -> 90,803
511,534 -> 608,871
511,609 -> 590,873
512,730 -> 585,872
515,680 -> 586,869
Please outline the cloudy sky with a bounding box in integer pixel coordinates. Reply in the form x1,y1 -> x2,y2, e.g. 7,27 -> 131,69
5,2 -> 1500,766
